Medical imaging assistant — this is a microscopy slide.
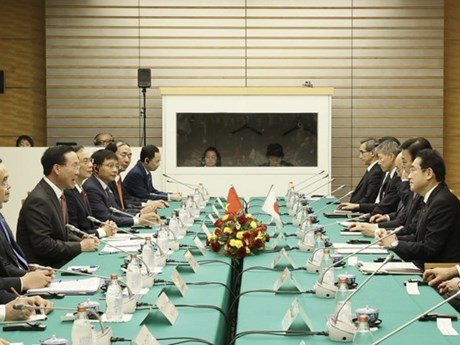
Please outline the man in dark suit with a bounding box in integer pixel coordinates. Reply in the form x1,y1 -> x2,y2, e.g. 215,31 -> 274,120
106,141 -> 167,213
16,146 -> 99,268
379,149 -> 460,268
65,146 -> 116,237
349,138 -> 384,203
340,139 -> 401,216
83,149 -> 159,227
123,144 -> 182,202
0,159 -> 53,292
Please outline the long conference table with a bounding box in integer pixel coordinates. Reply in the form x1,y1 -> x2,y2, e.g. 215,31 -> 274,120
1,196 -> 459,344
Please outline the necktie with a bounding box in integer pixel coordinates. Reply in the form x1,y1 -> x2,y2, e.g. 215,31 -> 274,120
376,173 -> 389,203
80,190 -> 89,207
106,187 -> 117,207
0,214 -> 29,270
116,178 -> 125,209
60,194 -> 68,225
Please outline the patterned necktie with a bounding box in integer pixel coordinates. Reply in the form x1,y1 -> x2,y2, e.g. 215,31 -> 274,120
0,214 -> 29,270
106,187 -> 117,207
60,194 -> 68,225
116,178 -> 125,209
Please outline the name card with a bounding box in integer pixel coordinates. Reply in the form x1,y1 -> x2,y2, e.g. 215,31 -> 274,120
193,235 -> 207,256
212,205 -> 220,217
216,198 -> 225,209
208,214 -> 216,224
273,267 -> 302,292
171,268 -> 188,297
281,298 -> 313,331
272,248 -> 297,269
135,325 -> 160,345
266,233 -> 286,250
156,292 -> 178,325
184,250 -> 200,273
201,223 -> 211,236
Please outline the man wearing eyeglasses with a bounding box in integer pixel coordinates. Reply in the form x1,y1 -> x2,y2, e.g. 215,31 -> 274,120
378,149 -> 460,268
16,146 -> 99,268
83,149 -> 159,227
349,138 -> 384,204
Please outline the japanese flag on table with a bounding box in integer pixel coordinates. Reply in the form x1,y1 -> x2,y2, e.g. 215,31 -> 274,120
262,185 -> 283,229
226,186 -> 244,214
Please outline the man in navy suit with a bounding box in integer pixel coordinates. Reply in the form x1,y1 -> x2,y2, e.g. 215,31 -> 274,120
16,146 -> 99,268
83,149 -> 159,227
0,159 -> 53,291
123,145 -> 182,202
340,139 -> 401,216
65,146 -> 117,237
379,149 -> 460,268
349,138 -> 384,204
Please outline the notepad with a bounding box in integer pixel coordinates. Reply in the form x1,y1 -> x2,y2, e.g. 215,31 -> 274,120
357,262 -> 422,275
334,243 -> 388,254
27,277 -> 102,295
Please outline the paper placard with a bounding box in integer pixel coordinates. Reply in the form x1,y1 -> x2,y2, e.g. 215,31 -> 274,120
135,325 -> 160,345
208,214 -> 216,224
406,281 -> 420,295
437,317 -> 459,336
201,223 -> 211,236
212,205 -> 220,217
171,269 -> 188,297
156,292 -> 179,325
266,233 -> 286,250
272,248 -> 297,269
281,298 -> 313,331
183,250 -> 200,273
193,235 -> 207,256
273,267 -> 302,292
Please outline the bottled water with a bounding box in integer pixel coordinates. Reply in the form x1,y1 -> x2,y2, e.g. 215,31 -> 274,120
105,274 -> 123,321
353,315 -> 374,345
334,277 -> 353,323
141,237 -> 155,271
157,225 -> 169,254
71,305 -> 94,345
319,248 -> 334,284
126,254 -> 142,294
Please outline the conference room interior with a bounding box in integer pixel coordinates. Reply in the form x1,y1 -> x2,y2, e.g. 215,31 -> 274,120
1,1 -> 460,344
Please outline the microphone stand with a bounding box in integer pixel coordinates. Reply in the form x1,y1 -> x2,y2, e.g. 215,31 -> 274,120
299,178 -> 336,196
163,173 -> 199,188
372,290 -> 460,344
313,227 -> 403,296
295,174 -> 329,193
327,254 -> 395,342
293,170 -> 326,189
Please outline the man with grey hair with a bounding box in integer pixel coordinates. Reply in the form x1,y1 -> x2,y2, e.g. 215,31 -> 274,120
349,138 -> 384,203
339,138 -> 401,216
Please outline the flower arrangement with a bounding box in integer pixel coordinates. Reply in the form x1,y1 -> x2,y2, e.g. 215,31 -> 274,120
206,212 -> 270,259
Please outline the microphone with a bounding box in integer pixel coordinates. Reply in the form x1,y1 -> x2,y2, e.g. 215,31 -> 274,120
66,224 -> 98,239
163,174 -> 199,188
296,174 -> 329,193
307,189 -> 354,218
300,178 -> 336,197
327,254 -> 395,342
372,290 -> 460,344
307,226 -> 403,276
295,185 -> 347,216
293,170 -> 326,189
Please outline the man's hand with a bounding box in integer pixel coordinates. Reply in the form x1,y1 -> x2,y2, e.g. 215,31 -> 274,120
348,222 -> 378,237
147,200 -> 169,209
338,202 -> 359,211
139,212 -> 160,226
369,214 -> 387,223
102,220 -> 117,237
169,192 -> 182,201
30,296 -> 53,315
21,269 -> 53,290
80,237 -> 99,252
375,229 -> 396,248
5,297 -> 34,321
438,278 -> 460,295
423,266 -> 459,286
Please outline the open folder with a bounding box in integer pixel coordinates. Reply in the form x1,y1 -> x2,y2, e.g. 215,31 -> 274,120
357,261 -> 422,275
27,277 -> 102,295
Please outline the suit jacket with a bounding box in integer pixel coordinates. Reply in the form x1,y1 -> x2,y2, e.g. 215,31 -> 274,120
393,183 -> 460,268
16,179 -> 82,268
358,172 -> 401,216
83,176 -> 134,227
0,214 -> 27,277
108,178 -> 142,214
350,162 -> 384,203
123,161 -> 168,201
0,290 -> 16,305
65,187 -> 101,235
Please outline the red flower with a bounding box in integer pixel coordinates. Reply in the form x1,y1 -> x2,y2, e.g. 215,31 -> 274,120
210,242 -> 221,252
254,239 -> 264,248
215,220 -> 223,227
236,247 -> 247,258
237,214 -> 247,224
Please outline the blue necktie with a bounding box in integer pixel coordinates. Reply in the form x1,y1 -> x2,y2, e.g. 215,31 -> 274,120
0,214 -> 29,270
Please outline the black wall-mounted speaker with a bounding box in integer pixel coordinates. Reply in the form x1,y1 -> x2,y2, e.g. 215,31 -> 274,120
0,71 -> 4,94
137,68 -> 151,88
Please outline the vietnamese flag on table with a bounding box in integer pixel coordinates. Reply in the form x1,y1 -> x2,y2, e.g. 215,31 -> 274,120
262,185 -> 283,229
226,186 -> 244,213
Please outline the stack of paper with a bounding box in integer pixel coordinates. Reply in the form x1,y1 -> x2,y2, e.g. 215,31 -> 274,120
357,262 -> 422,275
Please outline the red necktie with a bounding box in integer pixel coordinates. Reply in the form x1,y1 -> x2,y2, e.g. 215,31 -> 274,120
60,194 -> 68,225
81,190 -> 89,207
116,179 -> 125,209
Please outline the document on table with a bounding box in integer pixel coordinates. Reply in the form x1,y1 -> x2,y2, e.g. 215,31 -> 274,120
334,243 -> 388,254
100,239 -> 143,253
357,262 -> 422,275
27,277 -> 102,295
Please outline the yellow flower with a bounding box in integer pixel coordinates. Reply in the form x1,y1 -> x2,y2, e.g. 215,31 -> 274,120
222,214 -> 229,221
236,231 -> 245,239
256,231 -> 264,240
230,239 -> 243,248
207,233 -> 217,241
246,213 -> 252,218
224,227 -> 232,235
245,247 -> 251,254
250,221 -> 257,229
